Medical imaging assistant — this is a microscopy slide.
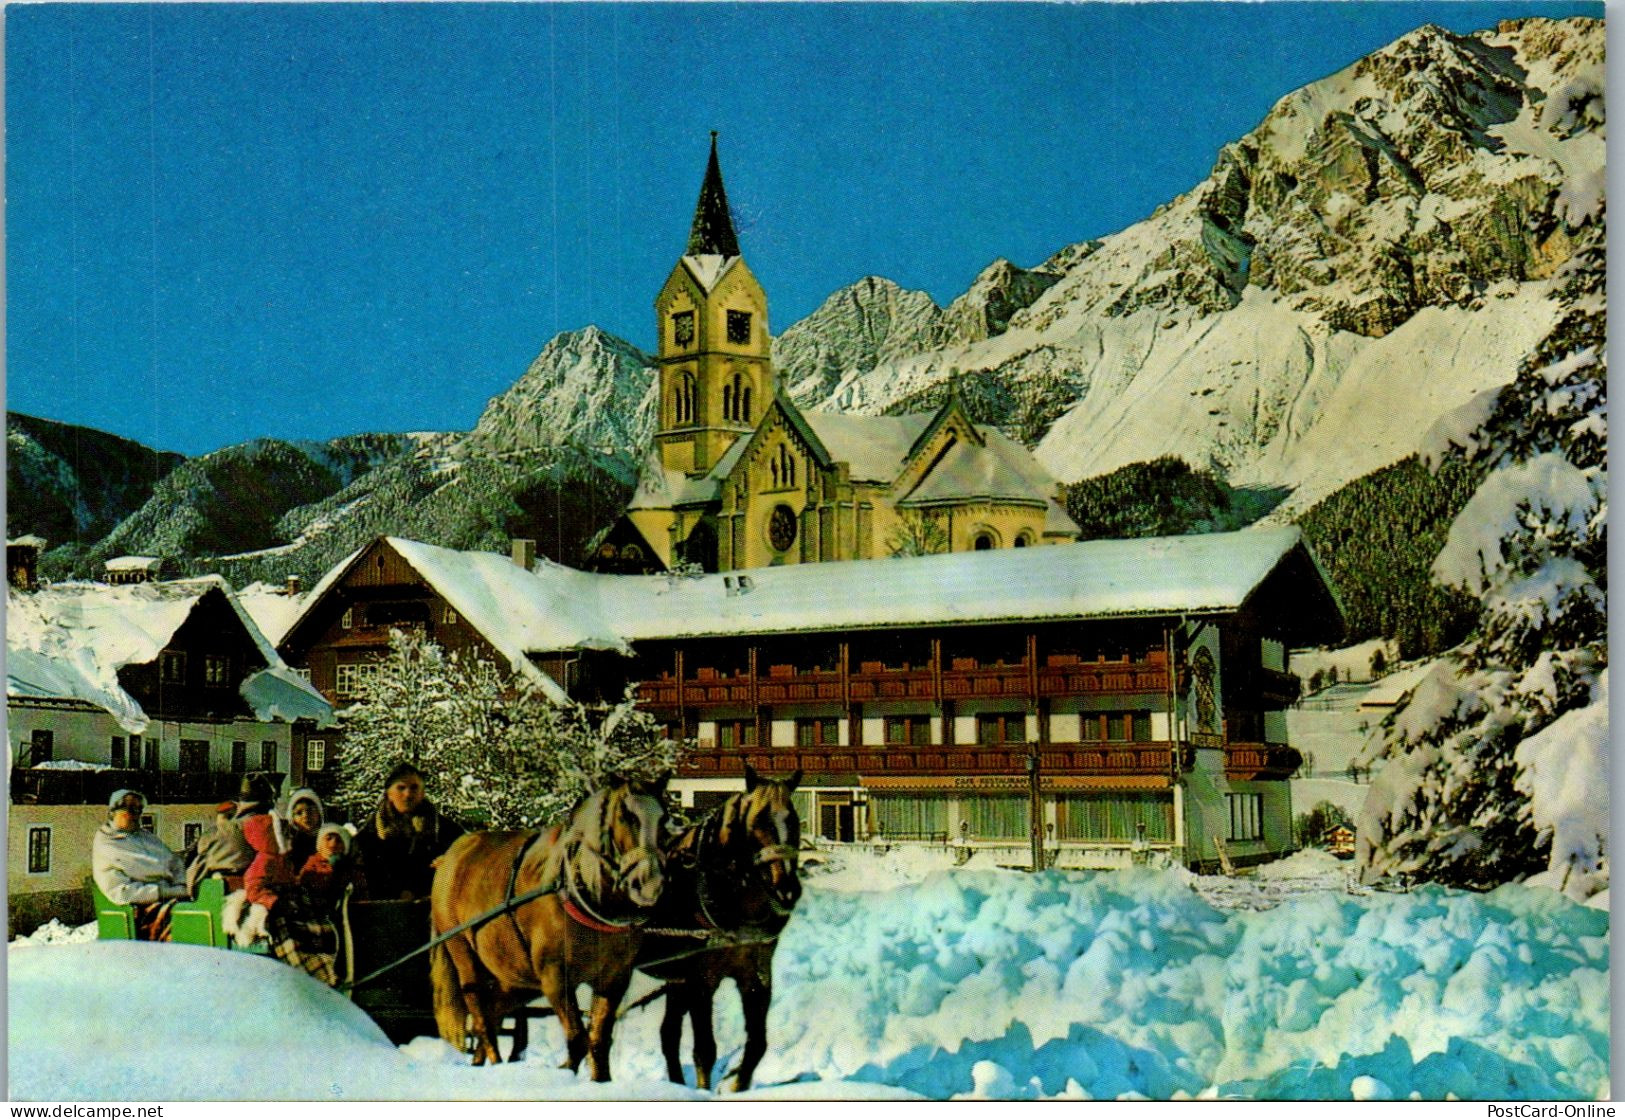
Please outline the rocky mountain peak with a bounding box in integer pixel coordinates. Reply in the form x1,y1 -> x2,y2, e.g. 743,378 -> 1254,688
468,326 -> 656,458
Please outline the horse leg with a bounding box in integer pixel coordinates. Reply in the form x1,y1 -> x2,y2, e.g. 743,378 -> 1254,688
540,963 -> 589,1073
442,935 -> 502,1066
585,971 -> 634,1083
732,972 -> 773,1092
659,982 -> 690,1085
689,980 -> 719,1091
506,1002 -> 531,1063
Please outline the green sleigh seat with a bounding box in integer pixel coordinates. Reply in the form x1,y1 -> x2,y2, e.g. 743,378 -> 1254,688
91,876 -> 267,953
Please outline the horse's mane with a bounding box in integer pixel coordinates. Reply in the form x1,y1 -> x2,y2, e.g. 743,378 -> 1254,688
535,784 -> 612,899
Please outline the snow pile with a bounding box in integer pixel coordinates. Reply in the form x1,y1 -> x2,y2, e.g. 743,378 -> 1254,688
11,919 -> 98,946
753,870 -> 1609,1100
8,869 -> 1607,1101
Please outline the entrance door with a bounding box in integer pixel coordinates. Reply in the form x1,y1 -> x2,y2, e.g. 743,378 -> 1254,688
819,799 -> 855,842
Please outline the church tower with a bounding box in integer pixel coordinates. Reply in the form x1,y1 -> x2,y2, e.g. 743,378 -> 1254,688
653,134 -> 773,477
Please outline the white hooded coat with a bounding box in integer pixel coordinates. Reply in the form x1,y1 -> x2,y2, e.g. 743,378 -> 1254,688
92,820 -> 186,905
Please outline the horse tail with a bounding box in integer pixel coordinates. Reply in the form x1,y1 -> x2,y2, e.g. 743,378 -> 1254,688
430,940 -> 469,1052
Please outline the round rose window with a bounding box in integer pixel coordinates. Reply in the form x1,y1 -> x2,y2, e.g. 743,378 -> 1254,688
768,504 -> 798,552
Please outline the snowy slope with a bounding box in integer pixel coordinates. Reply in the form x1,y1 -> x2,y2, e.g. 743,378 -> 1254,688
788,17 -> 1603,514
9,863 -> 1608,1101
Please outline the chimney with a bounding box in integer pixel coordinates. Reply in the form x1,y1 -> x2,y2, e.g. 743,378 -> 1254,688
284,575 -> 303,596
512,539 -> 537,570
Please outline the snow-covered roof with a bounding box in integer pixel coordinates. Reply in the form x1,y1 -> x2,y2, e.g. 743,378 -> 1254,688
7,577 -> 334,734
801,411 -> 931,482
8,535 -> 46,549
593,525 -> 1326,641
379,539 -> 630,700
681,254 -> 736,293
234,581 -> 310,647
900,427 -> 1056,507
104,556 -> 163,572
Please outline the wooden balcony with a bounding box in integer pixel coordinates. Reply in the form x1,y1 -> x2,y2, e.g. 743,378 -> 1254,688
676,742 -> 1179,780
639,649 -> 1172,712
1224,742 -> 1302,780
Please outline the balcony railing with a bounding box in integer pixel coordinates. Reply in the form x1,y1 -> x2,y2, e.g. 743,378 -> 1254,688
637,649 -> 1172,711
1224,742 -> 1302,779
11,767 -> 261,806
676,742 -> 1179,779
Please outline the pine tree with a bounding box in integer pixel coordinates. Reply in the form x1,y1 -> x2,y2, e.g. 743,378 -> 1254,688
334,629 -> 681,829
1358,219 -> 1607,899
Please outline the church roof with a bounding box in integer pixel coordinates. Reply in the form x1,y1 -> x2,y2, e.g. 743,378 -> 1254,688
899,426 -> 1062,508
686,134 -> 740,258
800,411 -> 931,482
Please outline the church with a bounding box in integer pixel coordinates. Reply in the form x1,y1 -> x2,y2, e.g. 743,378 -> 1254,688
593,136 -> 1079,575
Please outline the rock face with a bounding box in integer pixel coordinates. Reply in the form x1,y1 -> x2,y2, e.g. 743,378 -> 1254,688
469,325 -> 656,458
785,17 -> 1604,514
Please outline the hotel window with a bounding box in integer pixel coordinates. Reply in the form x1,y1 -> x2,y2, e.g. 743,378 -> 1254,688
1227,792 -> 1264,842
29,729 -> 54,764
884,715 -> 932,746
203,654 -> 231,686
27,827 -> 51,874
795,717 -> 840,747
306,739 -> 327,772
179,740 -> 210,772
336,662 -> 379,698
160,650 -> 187,684
183,822 -> 206,850
716,721 -> 757,750
1081,713 -> 1150,742
110,735 -> 126,769
144,738 -> 160,770
231,741 -> 248,771
261,741 -> 278,770
976,713 -> 1026,745
726,309 -> 751,344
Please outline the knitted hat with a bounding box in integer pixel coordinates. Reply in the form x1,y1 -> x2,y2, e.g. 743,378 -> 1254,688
315,824 -> 351,854
286,787 -> 323,818
108,788 -> 146,813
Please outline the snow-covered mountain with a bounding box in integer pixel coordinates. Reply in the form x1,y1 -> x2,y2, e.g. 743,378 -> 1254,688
468,325 -> 656,459
785,17 -> 1604,516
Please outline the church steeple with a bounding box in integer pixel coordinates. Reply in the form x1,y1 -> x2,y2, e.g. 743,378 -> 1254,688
686,132 -> 740,258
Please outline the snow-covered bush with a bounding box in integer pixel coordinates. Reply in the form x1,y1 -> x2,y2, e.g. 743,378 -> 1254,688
1358,226 -> 1606,899
333,629 -> 680,828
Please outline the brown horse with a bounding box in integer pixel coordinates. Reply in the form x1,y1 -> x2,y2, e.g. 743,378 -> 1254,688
638,765 -> 802,1091
429,776 -> 668,1079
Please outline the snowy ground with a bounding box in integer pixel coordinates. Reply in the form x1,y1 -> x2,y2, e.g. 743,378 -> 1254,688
9,846 -> 1608,1101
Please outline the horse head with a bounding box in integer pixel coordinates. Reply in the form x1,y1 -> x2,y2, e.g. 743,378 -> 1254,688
598,773 -> 670,910
717,763 -> 803,914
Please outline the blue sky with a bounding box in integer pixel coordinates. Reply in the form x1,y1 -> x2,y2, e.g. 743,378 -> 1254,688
6,2 -> 1600,456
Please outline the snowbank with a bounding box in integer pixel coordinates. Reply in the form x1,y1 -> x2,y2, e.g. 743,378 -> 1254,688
9,868 -> 1608,1101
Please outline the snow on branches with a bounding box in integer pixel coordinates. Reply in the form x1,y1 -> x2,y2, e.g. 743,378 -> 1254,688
332,629 -> 680,829
1358,231 -> 1607,899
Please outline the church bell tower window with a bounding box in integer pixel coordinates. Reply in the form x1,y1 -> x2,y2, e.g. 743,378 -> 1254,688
672,311 -> 695,348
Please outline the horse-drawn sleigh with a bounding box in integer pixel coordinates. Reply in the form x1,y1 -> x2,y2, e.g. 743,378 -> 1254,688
93,766 -> 805,1090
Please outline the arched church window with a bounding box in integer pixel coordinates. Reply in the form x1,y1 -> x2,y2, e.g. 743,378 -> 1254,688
722,382 -> 735,421
973,532 -> 996,551
741,383 -> 752,423
676,373 -> 696,424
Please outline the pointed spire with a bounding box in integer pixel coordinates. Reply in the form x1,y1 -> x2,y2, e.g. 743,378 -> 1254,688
686,132 -> 741,258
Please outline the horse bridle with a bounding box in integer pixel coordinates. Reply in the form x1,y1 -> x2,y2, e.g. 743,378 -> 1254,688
692,798 -> 802,928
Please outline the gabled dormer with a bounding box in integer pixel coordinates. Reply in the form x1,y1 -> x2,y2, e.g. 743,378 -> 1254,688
654,134 -> 773,478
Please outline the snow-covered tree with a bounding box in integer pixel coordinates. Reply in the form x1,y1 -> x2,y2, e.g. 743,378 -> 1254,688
887,510 -> 949,557
334,629 -> 681,829
1358,216 -> 1607,899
